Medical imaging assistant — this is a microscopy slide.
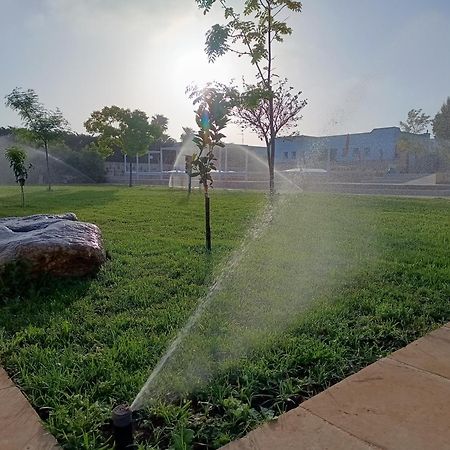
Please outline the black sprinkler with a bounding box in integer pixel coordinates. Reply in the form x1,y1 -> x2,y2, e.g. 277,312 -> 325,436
112,404 -> 135,449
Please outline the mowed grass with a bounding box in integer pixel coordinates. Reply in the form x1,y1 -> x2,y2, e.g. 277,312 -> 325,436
0,185 -> 449,449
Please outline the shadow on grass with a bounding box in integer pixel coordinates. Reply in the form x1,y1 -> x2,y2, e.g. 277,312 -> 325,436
0,262 -> 94,332
0,185 -> 121,218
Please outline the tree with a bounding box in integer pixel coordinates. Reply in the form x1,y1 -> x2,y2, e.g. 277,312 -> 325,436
230,78 -> 307,161
151,114 -> 176,144
195,0 -> 303,193
84,106 -> 162,187
188,85 -> 231,251
5,88 -> 69,191
5,146 -> 31,207
400,109 -> 431,134
433,98 -> 450,141
398,108 -> 431,173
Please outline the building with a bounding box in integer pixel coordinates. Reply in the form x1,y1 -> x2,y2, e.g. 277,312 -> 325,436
104,142 -> 267,184
275,127 -> 432,171
103,126 -> 438,184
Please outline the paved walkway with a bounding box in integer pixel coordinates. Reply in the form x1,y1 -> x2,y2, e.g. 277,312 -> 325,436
0,368 -> 59,450
224,323 -> 450,450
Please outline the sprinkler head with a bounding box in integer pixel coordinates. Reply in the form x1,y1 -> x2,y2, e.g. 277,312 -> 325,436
112,404 -> 135,449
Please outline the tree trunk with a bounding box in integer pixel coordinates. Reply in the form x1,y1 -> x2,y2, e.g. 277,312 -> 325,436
267,6 -> 275,196
129,161 -> 133,187
204,184 -> 211,252
268,97 -> 276,196
44,141 -> 51,191
21,185 -> 25,208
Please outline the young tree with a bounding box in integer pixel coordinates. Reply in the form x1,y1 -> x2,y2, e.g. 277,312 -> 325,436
188,85 -> 231,251
433,98 -> 450,141
5,88 -> 69,191
5,146 -> 31,207
231,78 -> 307,161
84,106 -> 162,187
195,0 -> 303,193
399,109 -> 431,134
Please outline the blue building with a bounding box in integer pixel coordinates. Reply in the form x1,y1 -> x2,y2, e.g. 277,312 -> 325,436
275,127 -> 431,170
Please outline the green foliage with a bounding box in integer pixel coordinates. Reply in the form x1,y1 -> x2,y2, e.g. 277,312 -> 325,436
5,146 -> 30,185
84,106 -> 157,159
5,146 -> 31,206
84,106 -> 165,186
433,97 -> 450,141
197,0 -> 302,75
187,84 -> 233,251
150,114 -> 174,144
5,88 -> 69,149
188,85 -> 231,188
399,108 -> 431,134
5,88 -> 69,191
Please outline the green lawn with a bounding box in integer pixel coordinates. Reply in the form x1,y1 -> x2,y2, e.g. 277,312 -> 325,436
0,185 -> 449,449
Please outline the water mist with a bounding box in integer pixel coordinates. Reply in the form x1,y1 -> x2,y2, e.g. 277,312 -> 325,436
131,190 -> 379,411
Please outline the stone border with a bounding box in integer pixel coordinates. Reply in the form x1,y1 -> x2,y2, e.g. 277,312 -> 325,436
0,367 -> 60,449
224,323 -> 450,450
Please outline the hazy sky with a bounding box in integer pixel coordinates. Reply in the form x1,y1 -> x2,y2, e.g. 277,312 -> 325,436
1,0 -> 449,145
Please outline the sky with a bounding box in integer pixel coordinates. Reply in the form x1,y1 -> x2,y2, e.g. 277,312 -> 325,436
1,0 -> 449,145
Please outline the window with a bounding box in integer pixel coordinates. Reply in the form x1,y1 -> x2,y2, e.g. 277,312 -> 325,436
284,152 -> 289,159
364,147 -> 370,156
291,151 -> 297,159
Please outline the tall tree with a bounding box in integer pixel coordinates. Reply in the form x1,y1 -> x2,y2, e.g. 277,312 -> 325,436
195,0 -> 303,194
5,146 -> 31,207
433,98 -> 450,141
398,109 -> 431,173
188,85 -> 231,251
432,98 -> 450,168
5,88 -> 69,191
151,114 -> 175,144
84,106 -> 161,187
399,108 -> 431,134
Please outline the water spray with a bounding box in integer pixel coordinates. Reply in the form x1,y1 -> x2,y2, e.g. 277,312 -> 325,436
112,404 -> 135,449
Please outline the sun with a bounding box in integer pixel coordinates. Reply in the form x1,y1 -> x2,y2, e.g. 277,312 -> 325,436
170,48 -> 235,92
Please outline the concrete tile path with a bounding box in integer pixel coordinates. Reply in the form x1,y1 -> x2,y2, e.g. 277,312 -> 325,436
0,367 -> 59,450
224,323 -> 450,450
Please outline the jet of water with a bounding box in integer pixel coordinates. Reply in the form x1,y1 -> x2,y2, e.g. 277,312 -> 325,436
131,192 -> 379,410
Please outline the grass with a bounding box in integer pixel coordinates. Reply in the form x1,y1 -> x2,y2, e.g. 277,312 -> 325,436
0,185 -> 449,449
